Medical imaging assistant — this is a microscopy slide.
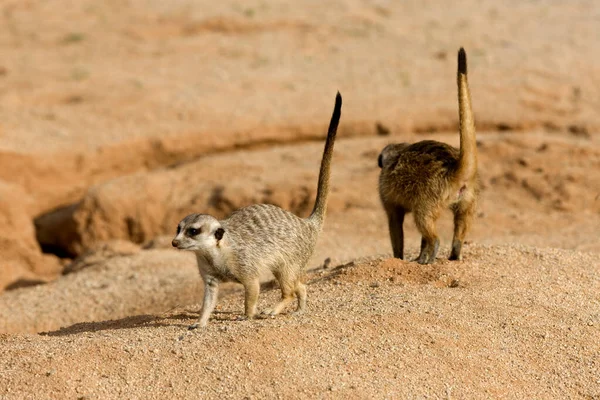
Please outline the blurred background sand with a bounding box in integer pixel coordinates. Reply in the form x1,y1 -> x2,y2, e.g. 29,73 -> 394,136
0,0 -> 598,398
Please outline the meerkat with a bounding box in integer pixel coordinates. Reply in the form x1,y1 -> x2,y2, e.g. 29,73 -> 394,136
172,92 -> 342,328
378,48 -> 479,264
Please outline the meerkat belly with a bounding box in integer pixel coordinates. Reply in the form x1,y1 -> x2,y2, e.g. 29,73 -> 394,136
239,229 -> 315,268
211,268 -> 241,283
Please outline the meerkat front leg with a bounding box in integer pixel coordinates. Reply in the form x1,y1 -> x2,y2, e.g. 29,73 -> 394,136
385,204 -> 405,259
414,208 -> 441,265
189,276 -> 220,329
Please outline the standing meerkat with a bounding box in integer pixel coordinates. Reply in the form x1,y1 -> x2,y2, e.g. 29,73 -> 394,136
172,92 -> 342,328
378,48 -> 479,264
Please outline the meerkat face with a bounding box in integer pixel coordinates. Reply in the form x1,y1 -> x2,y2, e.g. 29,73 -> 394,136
378,143 -> 409,169
171,214 -> 225,252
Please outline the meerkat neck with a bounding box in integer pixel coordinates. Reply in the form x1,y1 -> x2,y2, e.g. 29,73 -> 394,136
195,237 -> 233,269
309,92 -> 342,225
456,48 -> 477,183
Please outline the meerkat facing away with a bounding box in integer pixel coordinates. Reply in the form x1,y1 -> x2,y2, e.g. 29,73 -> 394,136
378,48 -> 479,264
172,93 -> 342,328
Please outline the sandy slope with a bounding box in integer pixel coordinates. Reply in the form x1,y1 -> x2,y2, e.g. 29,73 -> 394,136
1,245 -> 599,399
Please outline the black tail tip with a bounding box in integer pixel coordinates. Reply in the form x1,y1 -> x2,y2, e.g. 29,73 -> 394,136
327,91 -> 342,134
458,47 -> 467,75
335,91 -> 342,108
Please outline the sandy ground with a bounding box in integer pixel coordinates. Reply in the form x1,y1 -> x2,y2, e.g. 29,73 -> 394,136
1,245 -> 599,399
1,0 -> 599,398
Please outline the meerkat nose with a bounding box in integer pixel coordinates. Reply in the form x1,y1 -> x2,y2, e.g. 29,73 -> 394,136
172,239 -> 180,248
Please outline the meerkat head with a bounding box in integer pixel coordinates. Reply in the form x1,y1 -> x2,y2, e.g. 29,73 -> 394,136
171,214 -> 225,252
378,143 -> 409,169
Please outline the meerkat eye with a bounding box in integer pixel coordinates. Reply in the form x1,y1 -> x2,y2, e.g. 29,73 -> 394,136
187,227 -> 201,236
176,226 -> 181,235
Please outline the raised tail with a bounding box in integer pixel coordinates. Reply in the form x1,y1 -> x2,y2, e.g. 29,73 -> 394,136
308,92 -> 342,225
456,47 -> 477,183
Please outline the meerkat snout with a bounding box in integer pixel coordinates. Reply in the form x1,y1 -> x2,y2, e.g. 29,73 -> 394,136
172,214 -> 225,251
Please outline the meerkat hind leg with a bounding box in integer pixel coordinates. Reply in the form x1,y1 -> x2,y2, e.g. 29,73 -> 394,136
293,281 -> 307,314
267,271 -> 297,316
412,237 -> 426,262
417,237 -> 440,265
414,210 -> 441,265
241,277 -> 261,320
386,205 -> 406,259
449,200 -> 475,260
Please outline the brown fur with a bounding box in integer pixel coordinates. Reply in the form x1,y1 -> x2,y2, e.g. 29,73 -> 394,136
172,93 -> 342,327
378,48 -> 479,264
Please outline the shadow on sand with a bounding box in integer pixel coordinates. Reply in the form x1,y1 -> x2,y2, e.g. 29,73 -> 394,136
39,309 -> 245,337
39,280 -> 287,337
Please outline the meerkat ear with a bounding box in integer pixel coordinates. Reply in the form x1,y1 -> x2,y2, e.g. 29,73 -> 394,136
215,227 -> 225,241
378,153 -> 384,168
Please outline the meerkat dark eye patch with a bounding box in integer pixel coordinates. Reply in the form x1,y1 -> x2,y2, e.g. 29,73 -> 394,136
176,225 -> 181,235
215,228 -> 225,241
378,154 -> 383,168
187,227 -> 200,236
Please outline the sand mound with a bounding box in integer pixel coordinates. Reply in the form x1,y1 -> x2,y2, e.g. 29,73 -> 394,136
0,181 -> 62,290
1,244 -> 598,398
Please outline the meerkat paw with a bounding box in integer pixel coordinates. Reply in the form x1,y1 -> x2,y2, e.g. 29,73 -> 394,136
236,314 -> 256,321
261,309 -> 278,317
415,254 -> 432,265
256,309 -> 273,318
414,250 -> 433,264
415,238 -> 440,264
415,251 -> 436,265
188,322 -> 204,330
449,239 -> 463,261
